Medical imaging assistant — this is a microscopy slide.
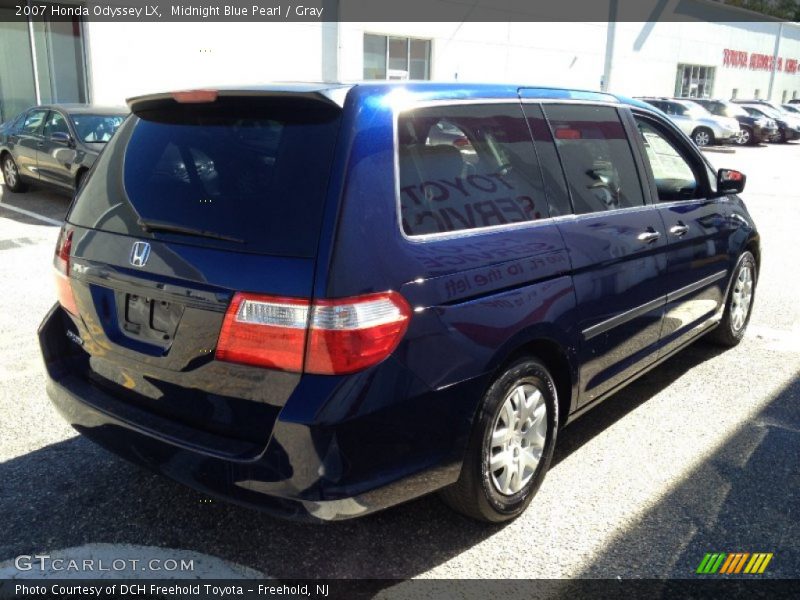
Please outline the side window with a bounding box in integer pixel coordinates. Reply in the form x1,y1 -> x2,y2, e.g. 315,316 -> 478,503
43,111 -> 70,137
635,118 -> 700,201
543,104 -> 645,214
398,104 -> 548,236
22,109 -> 47,135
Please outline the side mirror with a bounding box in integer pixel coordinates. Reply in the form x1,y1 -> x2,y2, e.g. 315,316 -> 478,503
51,131 -> 74,147
717,168 -> 746,195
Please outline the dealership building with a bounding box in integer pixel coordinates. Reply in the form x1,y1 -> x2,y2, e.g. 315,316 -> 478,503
2,0 -> 800,121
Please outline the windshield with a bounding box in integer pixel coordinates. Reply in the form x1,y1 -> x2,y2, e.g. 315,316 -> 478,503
70,114 -> 126,142
721,103 -> 747,117
752,106 -> 781,119
68,96 -> 341,257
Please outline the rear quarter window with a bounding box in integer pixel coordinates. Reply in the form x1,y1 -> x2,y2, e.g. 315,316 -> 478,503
398,103 -> 549,236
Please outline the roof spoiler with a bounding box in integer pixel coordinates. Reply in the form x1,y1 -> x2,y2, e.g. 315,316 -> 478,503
127,85 -> 353,114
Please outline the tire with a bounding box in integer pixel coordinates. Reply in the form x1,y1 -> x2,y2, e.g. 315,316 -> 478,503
734,127 -> 752,146
692,127 -> 714,147
779,128 -> 788,143
2,154 -> 27,193
707,251 -> 757,347
440,357 -> 559,522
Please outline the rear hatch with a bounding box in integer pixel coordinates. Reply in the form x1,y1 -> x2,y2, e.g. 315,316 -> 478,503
56,90 -> 344,454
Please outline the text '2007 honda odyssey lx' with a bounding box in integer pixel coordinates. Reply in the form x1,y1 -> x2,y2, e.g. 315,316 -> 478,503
39,83 -> 759,522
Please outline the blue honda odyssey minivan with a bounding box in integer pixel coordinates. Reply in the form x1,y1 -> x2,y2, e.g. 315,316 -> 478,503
39,83 -> 759,522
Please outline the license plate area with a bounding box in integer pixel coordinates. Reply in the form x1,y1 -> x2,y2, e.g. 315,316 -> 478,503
118,292 -> 184,348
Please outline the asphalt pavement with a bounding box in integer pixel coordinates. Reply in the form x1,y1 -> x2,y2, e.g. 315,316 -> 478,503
0,142 -> 797,584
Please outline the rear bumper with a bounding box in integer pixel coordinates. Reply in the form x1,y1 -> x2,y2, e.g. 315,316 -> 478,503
716,129 -> 740,144
39,304 -> 476,521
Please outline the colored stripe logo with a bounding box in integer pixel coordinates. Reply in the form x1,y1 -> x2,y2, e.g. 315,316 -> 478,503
696,552 -> 773,574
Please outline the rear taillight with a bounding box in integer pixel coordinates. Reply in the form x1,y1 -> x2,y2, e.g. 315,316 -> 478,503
306,293 -> 412,375
53,227 -> 78,315
215,291 -> 411,375
215,294 -> 310,371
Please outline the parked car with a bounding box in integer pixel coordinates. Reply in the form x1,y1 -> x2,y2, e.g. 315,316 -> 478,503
636,97 -> 740,146
39,83 -> 759,523
736,103 -> 800,142
688,98 -> 777,145
781,103 -> 800,116
0,104 -> 127,194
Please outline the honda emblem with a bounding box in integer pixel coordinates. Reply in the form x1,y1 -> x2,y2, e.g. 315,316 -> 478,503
129,241 -> 151,267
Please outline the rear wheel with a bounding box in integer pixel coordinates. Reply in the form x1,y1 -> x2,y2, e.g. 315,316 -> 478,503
2,154 -> 27,193
692,127 -> 714,147
440,357 -> 558,522
734,127 -> 751,146
708,252 -> 756,347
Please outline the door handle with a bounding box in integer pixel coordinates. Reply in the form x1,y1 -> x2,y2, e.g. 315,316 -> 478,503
670,223 -> 690,237
637,229 -> 661,244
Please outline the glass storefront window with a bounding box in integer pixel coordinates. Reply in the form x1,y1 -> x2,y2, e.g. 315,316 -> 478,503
363,34 -> 387,80
0,11 -> 37,123
0,4 -> 87,124
674,64 -> 715,98
363,34 -> 431,81
32,16 -> 88,105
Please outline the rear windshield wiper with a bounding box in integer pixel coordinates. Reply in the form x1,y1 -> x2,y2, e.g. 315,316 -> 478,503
137,218 -> 245,244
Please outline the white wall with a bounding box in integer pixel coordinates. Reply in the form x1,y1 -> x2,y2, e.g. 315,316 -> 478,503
339,22 -> 608,89
86,22 -> 329,105
84,18 -> 800,106
609,20 -> 800,101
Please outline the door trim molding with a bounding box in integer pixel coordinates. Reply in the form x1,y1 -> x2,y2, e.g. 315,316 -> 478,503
582,269 -> 727,340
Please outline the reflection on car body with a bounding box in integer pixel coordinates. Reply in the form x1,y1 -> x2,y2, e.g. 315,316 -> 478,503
0,104 -> 127,195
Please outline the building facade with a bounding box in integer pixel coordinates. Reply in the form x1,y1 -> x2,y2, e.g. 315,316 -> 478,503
2,1 -> 800,121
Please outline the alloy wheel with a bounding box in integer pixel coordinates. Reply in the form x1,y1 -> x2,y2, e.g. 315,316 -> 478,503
2,157 -> 18,188
730,263 -> 754,332
694,130 -> 711,146
489,383 -> 547,496
736,128 -> 750,145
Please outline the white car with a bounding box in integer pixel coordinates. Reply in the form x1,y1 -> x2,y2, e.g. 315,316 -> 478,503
637,98 -> 740,146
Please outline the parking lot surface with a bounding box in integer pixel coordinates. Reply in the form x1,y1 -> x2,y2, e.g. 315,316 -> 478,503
0,143 -> 798,582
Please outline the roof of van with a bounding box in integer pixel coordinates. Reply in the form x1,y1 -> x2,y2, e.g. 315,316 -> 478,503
126,81 -> 654,112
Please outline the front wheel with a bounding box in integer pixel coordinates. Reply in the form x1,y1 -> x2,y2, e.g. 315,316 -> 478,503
440,357 -> 558,522
734,127 -> 752,146
2,154 -> 27,193
708,252 -> 757,347
692,127 -> 714,147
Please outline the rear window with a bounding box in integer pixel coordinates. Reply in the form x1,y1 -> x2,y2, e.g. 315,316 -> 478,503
68,96 -> 341,257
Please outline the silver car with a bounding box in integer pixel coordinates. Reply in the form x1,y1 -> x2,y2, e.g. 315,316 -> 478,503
637,98 -> 740,146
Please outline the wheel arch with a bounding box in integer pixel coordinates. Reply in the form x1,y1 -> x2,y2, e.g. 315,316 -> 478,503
486,328 -> 578,428
745,234 -> 761,273
692,125 -> 714,143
